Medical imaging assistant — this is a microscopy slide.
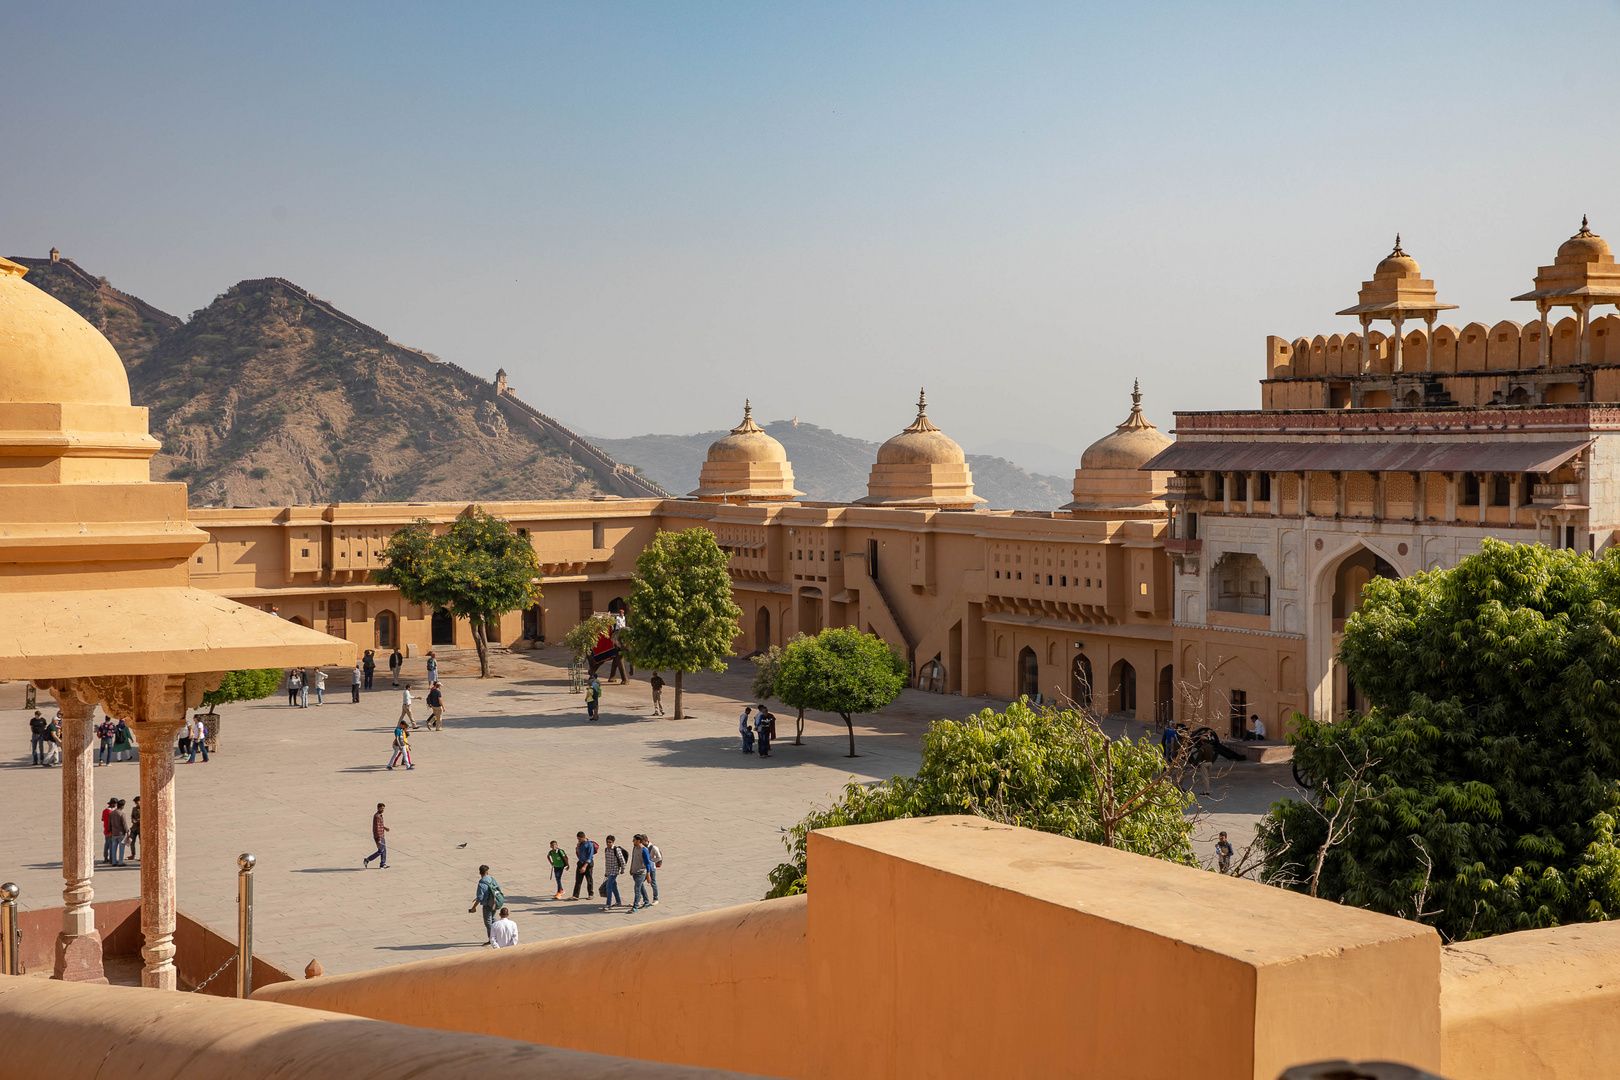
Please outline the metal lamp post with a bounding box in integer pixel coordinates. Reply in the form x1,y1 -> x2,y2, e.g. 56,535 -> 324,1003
235,854 -> 255,997
0,882 -> 18,976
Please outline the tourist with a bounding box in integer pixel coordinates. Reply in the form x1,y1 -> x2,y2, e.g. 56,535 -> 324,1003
1246,714 -> 1267,742
111,719 -> 134,763
109,799 -> 129,866
1216,831 -> 1234,875
351,661 -> 362,703
426,682 -> 444,730
102,798 -> 116,864
629,835 -> 654,911
299,668 -> 311,708
387,718 -> 414,771
757,707 -> 775,758
570,831 -> 597,900
186,715 -> 209,763
644,835 -> 662,904
601,835 -> 627,910
287,669 -> 301,706
43,713 -> 62,766
362,649 -> 376,691
489,906 -> 518,948
739,706 -> 754,754
177,719 -> 190,760
312,667 -> 327,706
389,647 -> 404,687
363,802 -> 389,868
426,651 -> 438,683
586,674 -> 601,721
547,840 -> 569,899
1191,731 -> 1216,795
649,672 -> 665,716
29,710 -> 48,766
1160,722 -> 1179,765
468,865 -> 503,944
399,684 -> 418,729
95,715 -> 116,766
129,797 -> 140,861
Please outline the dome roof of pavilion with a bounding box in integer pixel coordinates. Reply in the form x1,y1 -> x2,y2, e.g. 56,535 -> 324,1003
874,389 -> 968,466
1079,381 -> 1172,471
0,257 -> 132,406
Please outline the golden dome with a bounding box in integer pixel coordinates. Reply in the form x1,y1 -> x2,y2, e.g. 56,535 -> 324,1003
875,389 -> 967,466
1557,216 -> 1611,263
1079,381 -> 1172,471
704,400 -> 789,463
1374,235 -> 1421,279
0,257 -> 132,406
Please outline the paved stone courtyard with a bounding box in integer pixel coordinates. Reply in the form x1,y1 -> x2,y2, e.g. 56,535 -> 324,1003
1,650 -> 1298,977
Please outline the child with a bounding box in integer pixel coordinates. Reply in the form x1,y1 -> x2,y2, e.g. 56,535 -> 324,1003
387,721 -> 414,771
547,841 -> 570,900
1215,832 -> 1234,874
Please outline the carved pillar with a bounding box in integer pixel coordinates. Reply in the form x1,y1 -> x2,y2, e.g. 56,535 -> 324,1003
1446,472 -> 1459,522
1424,313 -> 1436,372
1411,472 -> 1426,523
1221,472 -> 1233,513
1245,472 -> 1256,515
1509,473 -> 1521,526
1333,471 -> 1346,518
1298,472 -> 1309,517
1372,472 -> 1386,521
42,683 -> 105,983
1537,302 -> 1552,367
1359,314 -> 1372,373
1391,315 -> 1406,373
1478,473 -> 1490,526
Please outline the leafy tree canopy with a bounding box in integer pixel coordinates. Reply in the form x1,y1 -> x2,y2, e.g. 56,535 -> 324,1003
775,627 -> 906,756
565,612 -> 616,663
621,528 -> 744,718
374,507 -> 541,677
767,699 -> 1195,897
199,669 -> 282,710
1261,539 -> 1620,939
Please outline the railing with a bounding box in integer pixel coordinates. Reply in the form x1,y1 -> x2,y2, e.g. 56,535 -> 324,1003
1532,483 -> 1583,506
1164,476 -> 1204,503
1164,538 -> 1203,554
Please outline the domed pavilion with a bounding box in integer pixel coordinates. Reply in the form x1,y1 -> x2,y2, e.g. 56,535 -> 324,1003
1335,235 -> 1457,373
856,389 -> 985,510
1513,217 -> 1620,366
1060,381 -> 1172,521
0,256 -> 352,989
688,401 -> 802,503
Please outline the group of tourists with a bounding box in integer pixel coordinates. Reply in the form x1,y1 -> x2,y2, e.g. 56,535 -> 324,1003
93,715 -> 136,765
738,705 -> 779,757
27,710 -> 62,766
553,831 -> 663,912
101,795 -> 139,866
289,649 -> 440,707
28,708 -> 210,767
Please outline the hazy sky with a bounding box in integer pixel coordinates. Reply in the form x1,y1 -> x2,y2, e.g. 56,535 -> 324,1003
5,3 -> 1620,463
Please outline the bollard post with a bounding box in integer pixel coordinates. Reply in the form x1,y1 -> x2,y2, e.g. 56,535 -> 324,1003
235,854 -> 255,998
1,882 -> 18,976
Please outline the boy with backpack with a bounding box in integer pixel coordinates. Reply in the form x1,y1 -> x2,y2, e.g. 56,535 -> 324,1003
601,835 -> 629,910
468,864 -> 505,944
547,841 -> 569,899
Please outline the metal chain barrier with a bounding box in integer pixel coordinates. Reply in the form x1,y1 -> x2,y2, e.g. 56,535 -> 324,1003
189,953 -> 236,994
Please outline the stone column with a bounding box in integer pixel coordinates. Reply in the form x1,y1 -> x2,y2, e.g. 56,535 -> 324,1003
133,714 -> 186,990
1298,472 -> 1309,517
45,684 -> 105,983
1509,473 -> 1521,526
1424,313 -> 1436,372
1359,315 -> 1372,373
1372,472 -> 1386,521
1245,472 -> 1256,515
1391,315 -> 1406,373
1538,302 -> 1552,367
1221,472 -> 1233,514
1579,299 -> 1594,366
1411,472 -> 1426,523
1333,471 -> 1346,518
1477,473 -> 1490,526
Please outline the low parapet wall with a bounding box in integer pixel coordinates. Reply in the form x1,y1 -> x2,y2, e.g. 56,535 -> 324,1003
0,978 -> 756,1080
254,895 -> 809,1079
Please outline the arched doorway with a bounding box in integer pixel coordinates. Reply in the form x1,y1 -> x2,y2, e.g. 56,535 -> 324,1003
375,610 -> 396,649
798,589 -> 822,638
288,615 -> 309,628
1070,654 -> 1093,709
1309,541 -> 1404,720
918,656 -> 946,694
1110,659 -> 1137,716
431,608 -> 455,646
607,597 -> 627,615
1017,647 -> 1039,699
1157,664 -> 1174,725
756,606 -> 771,652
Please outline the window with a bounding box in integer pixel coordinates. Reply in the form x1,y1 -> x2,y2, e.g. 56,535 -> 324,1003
1139,582 -> 1148,595
1228,690 -> 1248,740
301,548 -> 310,558
1016,572 -> 1022,580
1258,473 -> 1271,501
995,570 -> 1001,579
1046,575 -> 1053,585
592,522 -> 605,548
1060,576 -> 1066,586
1461,474 -> 1480,506
1209,552 -> 1270,616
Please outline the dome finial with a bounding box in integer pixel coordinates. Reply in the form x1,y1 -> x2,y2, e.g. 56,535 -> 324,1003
744,398 -> 752,421
902,387 -> 940,434
1391,233 -> 1404,257
1579,215 -> 1594,237
1117,379 -> 1153,433
730,400 -> 763,436
1131,378 -> 1141,408
917,387 -> 927,417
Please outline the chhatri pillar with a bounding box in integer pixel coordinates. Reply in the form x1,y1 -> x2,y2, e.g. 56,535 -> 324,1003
40,682 -> 105,983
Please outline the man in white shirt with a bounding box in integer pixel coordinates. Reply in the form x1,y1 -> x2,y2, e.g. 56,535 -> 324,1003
1247,714 -> 1267,741
186,716 -> 209,763
399,684 -> 418,729
489,906 -> 518,949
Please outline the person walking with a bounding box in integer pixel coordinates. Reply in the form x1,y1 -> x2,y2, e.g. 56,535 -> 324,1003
129,796 -> 140,862
177,718 -> 192,762
399,684 -> 418,729
95,716 -> 116,766
362,650 -> 377,691
739,706 -> 755,754
111,719 -> 134,763
287,669 -> 301,707
1216,831 -> 1234,875
547,841 -> 569,899
489,906 -> 519,948
102,798 -> 116,864
109,800 -> 129,866
43,714 -> 62,766
29,710 -> 48,766
363,803 -> 389,868
643,835 -> 663,904
757,708 -> 774,758
389,647 -> 404,687
426,682 -> 444,730
185,715 -> 210,763
629,835 -> 655,911
351,662 -> 363,703
425,651 -> 438,684
586,674 -> 601,721
649,673 -> 665,716
601,835 -> 627,910
468,865 -> 504,944
387,719 -> 414,771
570,832 -> 597,900
312,667 -> 327,706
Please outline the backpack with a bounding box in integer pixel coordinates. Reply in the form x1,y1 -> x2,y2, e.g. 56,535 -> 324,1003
612,846 -> 629,868
483,877 -> 505,910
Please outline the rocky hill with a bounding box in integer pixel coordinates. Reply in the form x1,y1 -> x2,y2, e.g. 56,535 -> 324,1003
593,420 -> 1073,510
12,256 -> 666,507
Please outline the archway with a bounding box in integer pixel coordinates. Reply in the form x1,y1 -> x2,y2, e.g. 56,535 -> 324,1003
431,608 -> 455,646
375,610 -> 396,649
1157,664 -> 1173,725
756,606 -> 771,652
918,656 -> 946,694
1110,659 -> 1137,716
798,589 -> 822,638
1070,653 -> 1093,709
607,596 -> 627,615
1017,647 -> 1039,699
1308,540 -> 1404,720
288,615 -> 309,628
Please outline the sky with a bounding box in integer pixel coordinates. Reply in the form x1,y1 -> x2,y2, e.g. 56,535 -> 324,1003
5,2 -> 1620,468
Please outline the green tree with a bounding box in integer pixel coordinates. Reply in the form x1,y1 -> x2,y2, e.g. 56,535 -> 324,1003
620,528 -> 743,719
775,627 -> 906,757
1261,538 -> 1620,939
750,634 -> 814,745
767,698 -> 1196,897
198,669 -> 282,713
565,612 -> 616,665
374,507 -> 541,678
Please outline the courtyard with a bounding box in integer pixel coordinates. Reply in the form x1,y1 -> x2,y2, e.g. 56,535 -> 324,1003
2,649 -> 1297,977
